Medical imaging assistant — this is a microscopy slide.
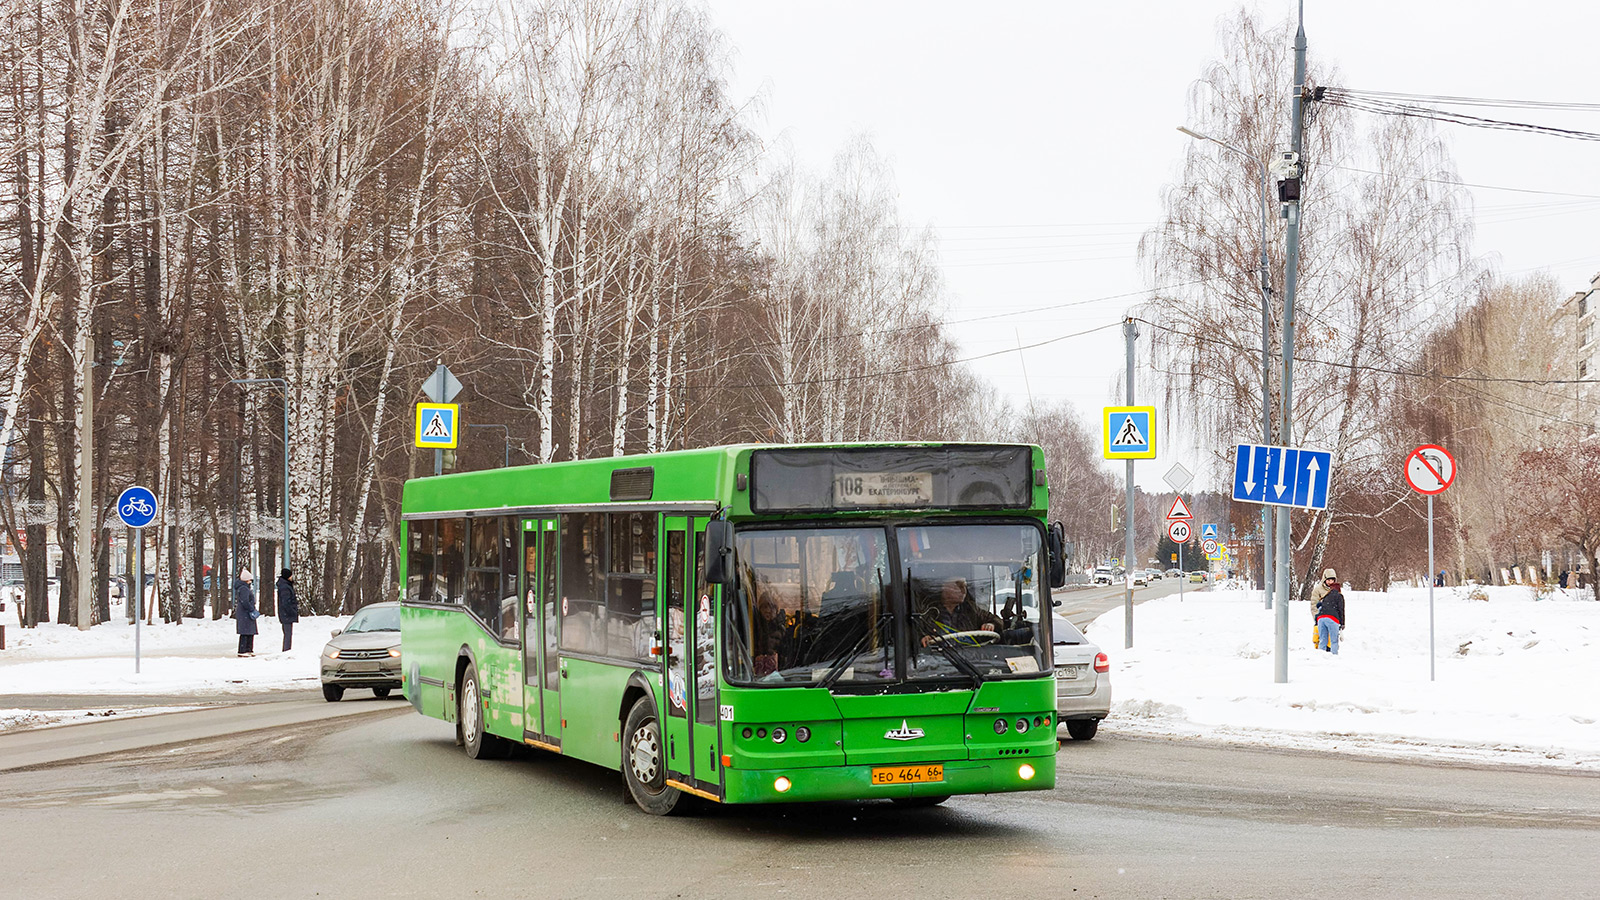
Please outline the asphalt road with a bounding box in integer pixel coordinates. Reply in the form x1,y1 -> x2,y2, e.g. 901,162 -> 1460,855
1057,576 -> 1197,630
3,699 -> 1597,899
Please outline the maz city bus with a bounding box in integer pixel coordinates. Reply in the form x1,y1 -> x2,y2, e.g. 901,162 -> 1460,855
399,442 -> 1067,814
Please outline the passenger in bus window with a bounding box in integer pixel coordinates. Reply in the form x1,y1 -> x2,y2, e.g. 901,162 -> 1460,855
919,577 -> 1001,646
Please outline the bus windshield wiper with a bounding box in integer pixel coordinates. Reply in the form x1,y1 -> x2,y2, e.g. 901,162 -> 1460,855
819,613 -> 894,690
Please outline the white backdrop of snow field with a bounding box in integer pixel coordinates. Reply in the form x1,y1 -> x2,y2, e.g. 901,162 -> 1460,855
0,604 -> 342,699
1087,585 -> 1600,770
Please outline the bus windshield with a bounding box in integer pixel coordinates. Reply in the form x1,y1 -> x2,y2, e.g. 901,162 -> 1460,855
725,522 -> 1049,687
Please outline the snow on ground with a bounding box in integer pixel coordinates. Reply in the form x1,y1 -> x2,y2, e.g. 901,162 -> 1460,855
0,602 -> 343,702
1087,583 -> 1600,770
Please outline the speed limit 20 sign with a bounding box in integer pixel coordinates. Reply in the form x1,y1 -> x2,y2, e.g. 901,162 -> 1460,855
1168,520 -> 1191,543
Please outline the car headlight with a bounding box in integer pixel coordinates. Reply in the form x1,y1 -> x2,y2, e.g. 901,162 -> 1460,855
388,647 -> 402,658
324,648 -> 340,660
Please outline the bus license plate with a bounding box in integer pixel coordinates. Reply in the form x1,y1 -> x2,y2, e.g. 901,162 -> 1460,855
871,764 -> 944,785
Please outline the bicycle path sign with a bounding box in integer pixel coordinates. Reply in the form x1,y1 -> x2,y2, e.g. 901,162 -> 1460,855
117,485 -> 158,529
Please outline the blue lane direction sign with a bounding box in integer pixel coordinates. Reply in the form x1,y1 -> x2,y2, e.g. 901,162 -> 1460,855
1231,443 -> 1332,510
117,485 -> 159,529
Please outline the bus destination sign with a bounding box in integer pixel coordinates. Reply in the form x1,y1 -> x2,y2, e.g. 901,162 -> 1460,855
833,471 -> 934,507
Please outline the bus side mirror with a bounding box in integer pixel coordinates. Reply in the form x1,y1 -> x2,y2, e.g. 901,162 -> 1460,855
703,521 -> 734,587
1047,521 -> 1067,589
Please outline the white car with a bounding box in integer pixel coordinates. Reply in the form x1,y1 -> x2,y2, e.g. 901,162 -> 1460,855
1052,615 -> 1111,740
1091,567 -> 1114,585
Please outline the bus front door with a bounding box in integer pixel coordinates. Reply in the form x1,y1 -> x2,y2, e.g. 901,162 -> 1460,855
661,517 -> 693,784
688,518 -> 723,790
520,518 -> 560,749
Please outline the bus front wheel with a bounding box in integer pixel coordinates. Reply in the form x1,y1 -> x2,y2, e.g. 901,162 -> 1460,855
622,698 -> 687,815
460,661 -> 510,760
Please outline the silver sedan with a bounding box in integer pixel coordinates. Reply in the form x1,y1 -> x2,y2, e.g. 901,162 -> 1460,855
1052,615 -> 1111,740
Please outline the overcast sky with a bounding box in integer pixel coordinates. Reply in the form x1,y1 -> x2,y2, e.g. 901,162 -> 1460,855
702,1 -> 1600,487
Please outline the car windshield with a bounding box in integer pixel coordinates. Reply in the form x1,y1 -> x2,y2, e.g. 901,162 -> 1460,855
344,605 -> 401,633
1052,616 -> 1087,645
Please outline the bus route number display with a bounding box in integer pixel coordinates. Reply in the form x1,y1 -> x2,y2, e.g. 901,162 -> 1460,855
833,471 -> 933,507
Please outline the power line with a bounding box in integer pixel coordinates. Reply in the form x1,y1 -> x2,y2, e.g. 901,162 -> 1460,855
1321,87 -> 1600,142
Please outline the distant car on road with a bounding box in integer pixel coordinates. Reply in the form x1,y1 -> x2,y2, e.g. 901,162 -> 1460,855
1145,569 -> 1163,581
1188,570 -> 1207,583
1052,615 -> 1110,740
321,602 -> 403,702
1131,571 -> 1149,587
1092,567 -> 1115,585
1165,568 -> 1182,578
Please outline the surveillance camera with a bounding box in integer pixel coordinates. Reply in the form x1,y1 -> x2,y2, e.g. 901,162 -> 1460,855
1269,151 -> 1301,180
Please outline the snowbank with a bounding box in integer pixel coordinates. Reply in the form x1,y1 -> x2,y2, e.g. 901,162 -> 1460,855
0,609 -> 344,698
1089,584 -> 1600,770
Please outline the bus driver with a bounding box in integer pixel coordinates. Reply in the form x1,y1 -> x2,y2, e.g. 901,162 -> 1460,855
920,576 -> 1001,646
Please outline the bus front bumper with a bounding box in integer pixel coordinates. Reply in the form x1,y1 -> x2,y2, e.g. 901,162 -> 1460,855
722,755 -> 1056,804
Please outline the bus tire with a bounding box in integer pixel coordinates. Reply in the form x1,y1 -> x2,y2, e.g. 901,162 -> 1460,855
460,661 -> 509,760
622,697 -> 686,815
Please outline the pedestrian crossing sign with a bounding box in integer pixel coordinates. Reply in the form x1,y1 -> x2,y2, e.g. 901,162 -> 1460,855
415,403 -> 459,449
1103,406 -> 1156,459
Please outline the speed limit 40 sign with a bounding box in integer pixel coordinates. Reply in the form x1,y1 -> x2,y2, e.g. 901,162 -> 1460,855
1168,520 -> 1191,543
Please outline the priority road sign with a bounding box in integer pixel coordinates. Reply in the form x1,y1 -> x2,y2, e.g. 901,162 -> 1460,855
1103,406 -> 1156,459
1231,442 -> 1332,510
422,364 -> 463,404
1405,444 -> 1456,495
416,403 -> 459,449
1168,520 -> 1191,543
1166,496 -> 1193,521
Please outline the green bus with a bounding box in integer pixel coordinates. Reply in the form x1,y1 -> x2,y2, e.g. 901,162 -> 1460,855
399,442 -> 1067,814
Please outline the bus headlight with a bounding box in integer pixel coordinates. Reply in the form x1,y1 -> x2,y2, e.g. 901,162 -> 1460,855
993,718 -> 1008,735
1015,717 -> 1030,734
771,727 -> 787,744
774,776 -> 792,793
795,726 -> 811,743
1018,764 -> 1036,781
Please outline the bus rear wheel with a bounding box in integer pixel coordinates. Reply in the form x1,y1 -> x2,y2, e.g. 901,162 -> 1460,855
622,698 -> 687,815
460,661 -> 510,760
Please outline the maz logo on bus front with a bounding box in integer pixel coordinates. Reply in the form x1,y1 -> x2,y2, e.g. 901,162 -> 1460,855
884,720 -> 926,741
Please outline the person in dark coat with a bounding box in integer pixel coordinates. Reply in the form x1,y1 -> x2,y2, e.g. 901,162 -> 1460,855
1316,581 -> 1346,655
234,569 -> 259,657
919,576 -> 1002,646
276,568 -> 299,652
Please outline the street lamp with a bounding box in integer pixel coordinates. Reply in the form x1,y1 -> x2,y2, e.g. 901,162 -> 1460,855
229,378 -> 290,573
465,423 -> 511,468
1178,125 -> 1275,610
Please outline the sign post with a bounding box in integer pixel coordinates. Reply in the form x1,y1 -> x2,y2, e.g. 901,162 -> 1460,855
421,364 -> 463,476
116,485 -> 159,673
1406,444 -> 1456,682
1168,519 -> 1191,602
1105,388 -> 1156,649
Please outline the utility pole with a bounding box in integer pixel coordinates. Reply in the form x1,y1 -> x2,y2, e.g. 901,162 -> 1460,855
1275,0 -> 1308,684
1123,317 -> 1138,650
76,337 -> 94,630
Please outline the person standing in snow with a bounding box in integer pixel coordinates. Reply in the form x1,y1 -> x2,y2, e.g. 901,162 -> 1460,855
1309,567 -> 1337,648
235,569 -> 259,657
1316,581 -> 1346,654
276,568 -> 299,652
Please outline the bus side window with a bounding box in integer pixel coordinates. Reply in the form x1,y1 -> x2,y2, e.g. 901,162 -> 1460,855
407,520 -> 436,604
439,518 -> 466,604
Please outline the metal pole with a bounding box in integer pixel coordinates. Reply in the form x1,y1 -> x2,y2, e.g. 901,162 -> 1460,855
76,338 -> 94,630
1123,317 -> 1137,650
1428,495 -> 1435,682
1178,541 -> 1184,602
134,528 -> 142,673
1276,2 -> 1307,685
1258,160 -> 1274,612
433,365 -> 444,476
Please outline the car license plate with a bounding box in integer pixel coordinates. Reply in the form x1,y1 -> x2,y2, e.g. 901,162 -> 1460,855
348,660 -> 380,672
1056,665 -> 1084,679
871,764 -> 944,785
